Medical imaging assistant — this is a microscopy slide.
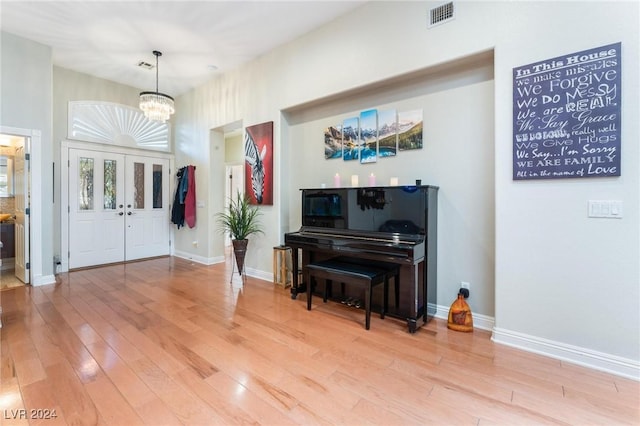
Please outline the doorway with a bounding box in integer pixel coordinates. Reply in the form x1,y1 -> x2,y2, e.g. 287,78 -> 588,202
223,127 -> 245,250
66,145 -> 171,270
224,164 -> 245,247
0,132 -> 30,288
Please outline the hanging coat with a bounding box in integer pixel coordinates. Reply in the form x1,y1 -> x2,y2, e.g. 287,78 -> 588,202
185,165 -> 197,228
171,167 -> 186,228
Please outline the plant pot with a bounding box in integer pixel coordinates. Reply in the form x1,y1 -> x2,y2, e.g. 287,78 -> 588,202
232,239 -> 249,275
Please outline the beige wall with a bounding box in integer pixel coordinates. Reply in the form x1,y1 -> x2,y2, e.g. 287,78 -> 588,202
51,66 -> 143,257
3,1 -> 638,377
285,55 -> 496,318
1,31 -> 54,284
175,1 -> 639,376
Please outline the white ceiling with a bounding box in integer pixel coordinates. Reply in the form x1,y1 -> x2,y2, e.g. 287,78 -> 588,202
0,1 -> 366,97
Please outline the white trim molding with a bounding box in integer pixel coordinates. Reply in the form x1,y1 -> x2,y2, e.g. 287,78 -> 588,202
245,267 -> 272,283
172,251 -> 224,267
492,327 -> 640,381
33,274 -> 57,286
434,303 -> 495,331
0,126 -> 53,286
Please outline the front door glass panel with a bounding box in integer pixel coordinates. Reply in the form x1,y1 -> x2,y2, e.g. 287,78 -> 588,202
133,162 -> 144,209
79,157 -> 94,210
153,164 -> 163,208
104,159 -> 117,210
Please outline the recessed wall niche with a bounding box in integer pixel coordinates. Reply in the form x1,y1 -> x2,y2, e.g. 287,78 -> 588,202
281,50 -> 497,318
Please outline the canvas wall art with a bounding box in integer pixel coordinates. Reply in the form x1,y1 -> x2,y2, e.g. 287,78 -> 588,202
324,125 -> 342,159
512,42 -> 621,180
377,109 -> 397,157
342,116 -> 359,161
244,121 -> 273,205
359,109 -> 378,164
397,109 -> 423,151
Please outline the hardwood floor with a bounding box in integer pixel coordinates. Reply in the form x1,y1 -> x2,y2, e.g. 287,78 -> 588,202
1,268 -> 24,291
1,256 -> 638,425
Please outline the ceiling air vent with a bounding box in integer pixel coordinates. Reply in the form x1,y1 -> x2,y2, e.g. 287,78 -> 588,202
137,61 -> 154,70
428,2 -> 455,28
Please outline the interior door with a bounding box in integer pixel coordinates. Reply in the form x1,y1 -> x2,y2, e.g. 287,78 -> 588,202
69,149 -> 126,269
124,155 -> 170,261
14,144 -> 29,283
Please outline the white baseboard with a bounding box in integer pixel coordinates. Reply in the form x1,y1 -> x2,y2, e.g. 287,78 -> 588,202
173,250 -> 224,266
433,303 -> 495,331
171,252 -> 271,283
492,327 -> 640,381
32,274 -> 56,286
245,267 -> 272,283
434,304 -> 638,380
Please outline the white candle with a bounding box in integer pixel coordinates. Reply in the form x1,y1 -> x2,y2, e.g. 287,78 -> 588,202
368,173 -> 376,186
333,173 -> 341,187
351,175 -> 359,187
390,177 -> 399,186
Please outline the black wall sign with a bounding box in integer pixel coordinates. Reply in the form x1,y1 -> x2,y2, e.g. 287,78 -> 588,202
513,42 -> 621,180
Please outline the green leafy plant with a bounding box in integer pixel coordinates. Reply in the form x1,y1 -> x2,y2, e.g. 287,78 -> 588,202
216,191 -> 263,240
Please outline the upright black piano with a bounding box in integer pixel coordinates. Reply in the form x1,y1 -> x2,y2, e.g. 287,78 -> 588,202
285,185 -> 438,333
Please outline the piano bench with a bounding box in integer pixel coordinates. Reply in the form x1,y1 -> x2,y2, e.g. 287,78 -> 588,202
304,258 -> 398,330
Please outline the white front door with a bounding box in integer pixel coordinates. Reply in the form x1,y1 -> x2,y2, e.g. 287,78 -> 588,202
68,149 -> 170,269
14,144 -> 30,283
69,149 -> 126,269
124,155 -> 170,261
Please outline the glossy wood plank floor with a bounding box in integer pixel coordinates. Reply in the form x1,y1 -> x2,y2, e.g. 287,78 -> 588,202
0,268 -> 23,291
1,256 -> 638,425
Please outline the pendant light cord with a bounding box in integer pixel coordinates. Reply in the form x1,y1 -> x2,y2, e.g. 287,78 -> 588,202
154,51 -> 160,94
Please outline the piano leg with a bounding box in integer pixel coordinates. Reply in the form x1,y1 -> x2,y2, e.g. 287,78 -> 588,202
291,250 -> 299,299
290,247 -> 304,299
290,246 -> 312,299
407,319 -> 418,334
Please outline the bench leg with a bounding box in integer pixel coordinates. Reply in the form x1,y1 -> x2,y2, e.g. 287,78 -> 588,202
365,285 -> 371,330
382,279 -> 388,319
307,273 -> 313,311
323,279 -> 332,303
394,273 -> 400,309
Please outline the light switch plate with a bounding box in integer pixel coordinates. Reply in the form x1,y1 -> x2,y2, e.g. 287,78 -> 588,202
588,200 -> 623,218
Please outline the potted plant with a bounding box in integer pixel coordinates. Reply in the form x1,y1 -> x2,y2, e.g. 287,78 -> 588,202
216,191 -> 263,278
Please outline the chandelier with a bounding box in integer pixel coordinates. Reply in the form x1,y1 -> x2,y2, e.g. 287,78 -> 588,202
139,50 -> 175,123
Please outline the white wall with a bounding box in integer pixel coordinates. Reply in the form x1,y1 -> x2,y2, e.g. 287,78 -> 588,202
0,31 -> 54,284
491,2 -> 639,374
52,66 -> 143,262
175,1 -> 639,377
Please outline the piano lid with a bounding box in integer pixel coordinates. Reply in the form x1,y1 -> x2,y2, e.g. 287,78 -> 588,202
300,186 -> 435,237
